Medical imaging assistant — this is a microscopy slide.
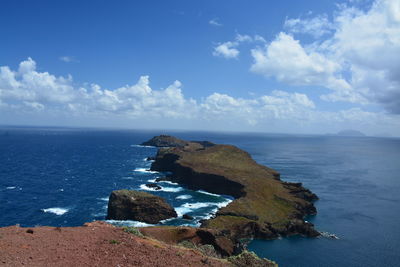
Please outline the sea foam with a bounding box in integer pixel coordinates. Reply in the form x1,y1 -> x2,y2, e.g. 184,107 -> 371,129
130,144 -> 155,148
139,184 -> 183,192
159,180 -> 179,185
196,190 -> 221,197
134,168 -> 159,174
175,199 -> 233,217
42,207 -> 69,215
106,219 -> 153,227
176,194 -> 192,200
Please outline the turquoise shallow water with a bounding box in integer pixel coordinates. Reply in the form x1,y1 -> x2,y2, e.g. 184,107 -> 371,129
1,127 -> 399,266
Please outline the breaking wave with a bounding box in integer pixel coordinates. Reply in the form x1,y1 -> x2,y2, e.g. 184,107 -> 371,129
42,207 -> 69,216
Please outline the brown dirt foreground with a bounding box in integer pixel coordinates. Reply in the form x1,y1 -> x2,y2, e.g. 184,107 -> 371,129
0,221 -> 231,267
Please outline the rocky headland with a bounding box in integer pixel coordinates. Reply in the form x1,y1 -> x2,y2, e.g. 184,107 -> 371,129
145,135 -> 319,240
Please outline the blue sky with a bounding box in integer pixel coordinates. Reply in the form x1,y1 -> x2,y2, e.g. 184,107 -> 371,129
1,0 -> 399,136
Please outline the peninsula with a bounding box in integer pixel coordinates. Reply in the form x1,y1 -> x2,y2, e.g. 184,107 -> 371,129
145,135 -> 319,240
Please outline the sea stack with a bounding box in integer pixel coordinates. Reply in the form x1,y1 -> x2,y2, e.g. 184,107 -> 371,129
106,190 -> 177,224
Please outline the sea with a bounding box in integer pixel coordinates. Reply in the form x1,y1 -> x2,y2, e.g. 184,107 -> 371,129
1,127 -> 399,267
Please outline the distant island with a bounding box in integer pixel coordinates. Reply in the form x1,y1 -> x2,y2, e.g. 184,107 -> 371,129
335,130 -> 366,137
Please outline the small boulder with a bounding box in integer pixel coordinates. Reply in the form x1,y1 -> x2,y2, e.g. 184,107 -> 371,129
182,214 -> 193,220
145,183 -> 162,190
155,177 -> 170,182
106,190 -> 177,224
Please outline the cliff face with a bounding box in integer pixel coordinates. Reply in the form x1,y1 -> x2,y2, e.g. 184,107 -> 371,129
148,136 -> 319,240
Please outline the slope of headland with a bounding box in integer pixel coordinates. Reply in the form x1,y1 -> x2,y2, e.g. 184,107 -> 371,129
0,221 -> 276,267
0,221 -> 234,267
147,135 -> 319,240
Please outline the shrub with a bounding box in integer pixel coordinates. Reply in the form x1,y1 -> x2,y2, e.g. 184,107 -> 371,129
123,226 -> 143,237
109,239 -> 120,245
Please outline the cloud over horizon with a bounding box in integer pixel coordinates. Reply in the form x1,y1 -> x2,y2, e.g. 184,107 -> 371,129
1,58 -> 399,135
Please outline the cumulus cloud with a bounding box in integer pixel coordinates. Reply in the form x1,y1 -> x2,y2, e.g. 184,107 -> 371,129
284,14 -> 333,38
250,33 -> 351,90
0,58 -> 196,118
209,18 -> 222,27
1,58 -> 399,135
213,34 -> 265,59
59,56 -> 78,63
212,42 -> 240,59
250,0 -> 400,113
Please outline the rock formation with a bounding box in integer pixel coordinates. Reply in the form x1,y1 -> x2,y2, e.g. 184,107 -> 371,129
106,190 -> 177,224
141,135 -> 189,147
145,135 -> 319,240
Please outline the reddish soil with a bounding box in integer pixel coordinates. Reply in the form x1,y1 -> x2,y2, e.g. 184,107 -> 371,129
0,221 -> 231,267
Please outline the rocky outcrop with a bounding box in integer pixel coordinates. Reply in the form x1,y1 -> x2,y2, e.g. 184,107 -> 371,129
146,135 -> 319,240
106,190 -> 177,224
145,183 -> 162,190
141,134 -> 216,149
228,250 -> 277,267
139,226 -> 236,257
141,135 -> 189,147
182,214 -> 194,220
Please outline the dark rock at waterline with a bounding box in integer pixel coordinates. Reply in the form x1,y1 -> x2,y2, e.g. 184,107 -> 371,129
146,156 -> 155,161
106,190 -> 177,224
145,183 -> 162,190
139,226 -> 237,257
282,181 -> 319,201
155,177 -> 170,182
182,214 -> 193,220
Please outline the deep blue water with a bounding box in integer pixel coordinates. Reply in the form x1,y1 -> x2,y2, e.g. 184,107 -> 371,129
1,127 -> 399,267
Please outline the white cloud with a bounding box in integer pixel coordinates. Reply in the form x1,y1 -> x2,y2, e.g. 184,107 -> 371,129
1,58 -> 399,136
0,58 -> 196,119
209,18 -> 222,27
212,41 -> 240,59
213,34 -> 266,59
284,14 -> 333,38
59,56 -> 78,63
249,0 -> 400,113
250,33 -> 352,94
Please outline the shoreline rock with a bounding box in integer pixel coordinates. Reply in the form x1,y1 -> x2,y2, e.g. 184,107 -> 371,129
106,190 -> 177,224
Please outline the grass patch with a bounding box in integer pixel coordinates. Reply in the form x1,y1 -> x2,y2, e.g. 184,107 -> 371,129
109,239 -> 120,245
228,250 -> 277,267
123,226 -> 143,237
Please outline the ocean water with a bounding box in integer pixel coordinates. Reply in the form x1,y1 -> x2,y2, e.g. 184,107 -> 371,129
1,128 -> 399,266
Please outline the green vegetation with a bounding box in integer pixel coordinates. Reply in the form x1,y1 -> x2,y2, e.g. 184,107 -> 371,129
228,250 -> 277,267
178,240 -> 196,249
123,226 -> 143,237
109,239 -> 120,244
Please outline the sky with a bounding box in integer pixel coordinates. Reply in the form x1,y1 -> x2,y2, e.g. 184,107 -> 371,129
0,0 -> 399,136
